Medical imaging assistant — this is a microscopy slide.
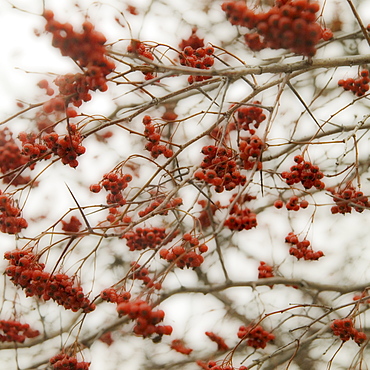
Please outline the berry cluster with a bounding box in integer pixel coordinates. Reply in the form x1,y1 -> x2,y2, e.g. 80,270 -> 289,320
258,261 -> 274,279
234,102 -> 266,134
225,194 -> 258,231
279,195 -> 309,211
237,324 -> 275,349
197,360 -> 247,370
159,233 -> 207,269
196,199 -> 221,229
142,115 -> 173,158
116,299 -> 173,338
61,216 -> 82,233
43,11 -> 114,108
281,155 -> 325,190
179,28 -> 205,50
0,319 -> 39,343
222,0 -> 332,57
100,288 -> 131,303
327,186 -> 370,214
43,11 -> 113,71
37,78 -> 55,96
43,125 -> 86,168
194,145 -> 246,193
122,226 -> 176,251
127,40 -> 154,61
205,331 -> 229,351
18,131 -> 50,161
338,70 -> 370,97
0,128 -> 30,186
100,287 -> 131,304
129,262 -> 162,290
138,196 -> 183,217
51,74 -> 93,109
179,45 -> 214,84
170,339 -> 193,355
0,192 -> 28,234
331,318 -> 367,345
90,172 -> 132,221
244,33 -> 267,52
127,40 -> 156,80
285,232 -> 324,260
4,249 -> 95,313
239,135 -> 264,170
225,207 -> 257,231
49,353 -> 90,370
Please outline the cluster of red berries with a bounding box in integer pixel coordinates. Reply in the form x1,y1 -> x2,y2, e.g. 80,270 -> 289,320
127,40 -> 157,80
205,331 -> 229,351
100,171 -> 131,203
194,145 -> 246,193
331,318 -> 367,345
225,194 -> 258,231
225,207 -> 257,231
281,155 -> 325,190
0,128 -> 30,186
138,196 -> 183,218
37,78 -> 55,96
287,196 -> 308,210
0,319 -> 39,343
90,172 -> 132,221
43,10 -> 114,108
43,125 -> 86,168
52,73 -> 93,109
239,135 -> 264,170
234,102 -> 266,134
49,353 -> 90,370
196,199 -> 221,229
100,288 -> 131,303
197,360 -> 248,370
274,195 -> 308,211
18,131 -> 51,161
159,233 -> 207,269
122,226 -> 176,251
39,78 -> 83,115
285,232 -> 324,260
244,33 -> 266,52
55,70 -> 109,101
258,261 -> 274,279
237,324 -> 275,349
222,0 -> 332,57
179,45 -> 214,84
4,249 -> 95,313
43,10 -> 113,72
128,262 -> 162,290
179,28 -> 205,51
0,192 -> 28,234
116,299 -> 173,338
127,40 -> 154,61
338,70 -> 370,97
142,115 -> 173,158
327,186 -> 370,214
170,339 -> 193,355
61,216 -> 82,233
